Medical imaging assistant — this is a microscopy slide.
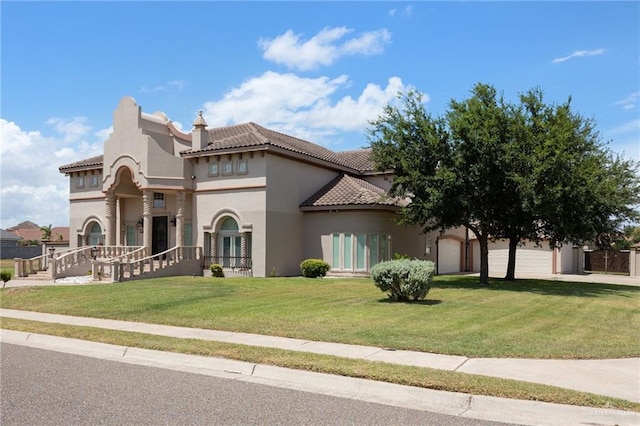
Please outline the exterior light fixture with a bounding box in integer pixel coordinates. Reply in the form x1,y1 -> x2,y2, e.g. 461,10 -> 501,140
169,215 -> 177,226
49,246 -> 56,258
90,246 -> 99,260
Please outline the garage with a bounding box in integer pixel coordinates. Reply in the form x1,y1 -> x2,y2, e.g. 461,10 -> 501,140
472,240 -> 553,275
437,237 -> 462,274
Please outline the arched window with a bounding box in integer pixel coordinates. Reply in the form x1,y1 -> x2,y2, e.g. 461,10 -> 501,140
218,217 -> 241,267
89,222 -> 104,246
220,217 -> 239,232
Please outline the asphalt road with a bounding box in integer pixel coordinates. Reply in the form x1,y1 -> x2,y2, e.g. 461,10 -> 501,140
0,343 -> 515,425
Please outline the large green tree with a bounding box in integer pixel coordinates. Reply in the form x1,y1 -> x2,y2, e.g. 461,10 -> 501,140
512,89 -> 639,271
368,83 -> 640,285
368,84 -> 513,285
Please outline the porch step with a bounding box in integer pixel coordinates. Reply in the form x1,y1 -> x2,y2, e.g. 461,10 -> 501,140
15,271 -> 52,281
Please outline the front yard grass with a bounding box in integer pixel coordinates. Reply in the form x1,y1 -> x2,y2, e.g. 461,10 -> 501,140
1,275 -> 638,359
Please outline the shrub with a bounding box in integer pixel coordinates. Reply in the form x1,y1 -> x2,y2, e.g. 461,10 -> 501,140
210,264 -> 224,278
370,259 -> 435,301
300,258 -> 330,278
1,270 -> 12,288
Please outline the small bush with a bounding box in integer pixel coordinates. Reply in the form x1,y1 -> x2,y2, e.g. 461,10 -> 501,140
210,264 -> 224,278
1,270 -> 13,288
370,259 -> 435,301
300,259 -> 330,278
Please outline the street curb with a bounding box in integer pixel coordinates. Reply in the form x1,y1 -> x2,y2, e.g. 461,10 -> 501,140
2,329 -> 638,426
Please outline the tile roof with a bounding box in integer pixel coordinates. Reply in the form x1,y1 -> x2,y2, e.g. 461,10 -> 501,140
7,226 -> 70,242
59,155 -> 104,172
0,229 -> 22,241
335,149 -> 376,173
183,122 -> 375,172
58,124 -> 378,174
300,174 -> 408,209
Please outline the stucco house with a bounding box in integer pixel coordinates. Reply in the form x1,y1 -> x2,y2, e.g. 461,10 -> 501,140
57,97 -> 578,279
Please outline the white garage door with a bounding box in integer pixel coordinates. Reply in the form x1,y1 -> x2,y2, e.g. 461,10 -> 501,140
486,241 -> 553,275
438,238 -> 461,274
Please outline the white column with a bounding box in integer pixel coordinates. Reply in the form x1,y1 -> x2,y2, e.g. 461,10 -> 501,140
176,190 -> 185,247
105,189 -> 116,246
142,190 -> 152,254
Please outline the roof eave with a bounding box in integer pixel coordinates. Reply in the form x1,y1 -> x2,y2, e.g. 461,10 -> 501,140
300,204 -> 403,212
59,163 -> 104,174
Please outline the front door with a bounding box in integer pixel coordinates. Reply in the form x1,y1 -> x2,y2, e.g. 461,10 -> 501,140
152,216 -> 168,256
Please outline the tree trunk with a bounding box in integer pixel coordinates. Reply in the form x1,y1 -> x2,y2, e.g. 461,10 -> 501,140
478,234 -> 490,286
504,236 -> 518,281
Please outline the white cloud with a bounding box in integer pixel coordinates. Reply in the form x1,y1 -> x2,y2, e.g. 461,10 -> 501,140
202,72 -> 412,144
45,117 -> 92,143
259,27 -> 391,71
609,118 -> 640,135
615,91 -> 639,110
606,119 -> 640,162
389,5 -> 412,17
552,48 -> 605,64
95,126 -> 113,142
139,79 -> 185,94
0,118 -> 102,228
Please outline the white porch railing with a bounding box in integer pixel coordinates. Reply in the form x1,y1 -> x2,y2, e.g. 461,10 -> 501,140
112,246 -> 203,282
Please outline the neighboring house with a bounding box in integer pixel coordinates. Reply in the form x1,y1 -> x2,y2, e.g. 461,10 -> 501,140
0,229 -> 23,247
59,97 -> 578,277
6,222 -> 69,244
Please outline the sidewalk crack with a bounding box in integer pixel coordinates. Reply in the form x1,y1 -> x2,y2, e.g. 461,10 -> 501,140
457,395 -> 473,416
453,357 -> 470,372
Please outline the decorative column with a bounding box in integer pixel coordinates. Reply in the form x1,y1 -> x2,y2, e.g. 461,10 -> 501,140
105,189 -> 117,246
142,190 -> 152,254
210,233 -> 217,264
176,191 -> 185,247
240,233 -> 247,267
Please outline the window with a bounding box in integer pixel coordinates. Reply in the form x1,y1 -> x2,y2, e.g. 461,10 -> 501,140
331,232 -> 390,272
370,233 -> 390,267
218,217 -> 245,268
126,225 -> 137,246
236,159 -> 248,174
332,234 -> 340,268
209,162 -> 219,176
184,223 -> 193,246
90,175 -> 99,187
222,161 -> 233,175
343,234 -> 352,270
356,234 -> 366,270
77,176 -> 84,189
153,192 -> 165,208
88,222 -> 103,245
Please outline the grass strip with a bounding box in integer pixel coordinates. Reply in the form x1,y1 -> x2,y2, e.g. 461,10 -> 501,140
2,317 -> 638,413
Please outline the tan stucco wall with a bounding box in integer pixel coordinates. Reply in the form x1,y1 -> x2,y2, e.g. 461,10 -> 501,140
103,97 -> 192,192
302,210 -> 425,272
264,154 -> 339,276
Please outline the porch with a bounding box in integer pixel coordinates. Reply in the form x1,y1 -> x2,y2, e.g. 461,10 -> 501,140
14,245 -> 205,283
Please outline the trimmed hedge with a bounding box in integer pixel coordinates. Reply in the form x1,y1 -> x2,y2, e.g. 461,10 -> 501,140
370,259 -> 435,301
300,259 -> 330,278
210,264 -> 224,278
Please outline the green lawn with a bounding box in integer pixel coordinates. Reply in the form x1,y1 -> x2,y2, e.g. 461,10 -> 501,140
1,275 -> 638,359
0,258 -> 13,275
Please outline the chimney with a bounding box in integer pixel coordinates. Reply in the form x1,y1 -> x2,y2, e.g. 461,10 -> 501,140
192,110 -> 208,150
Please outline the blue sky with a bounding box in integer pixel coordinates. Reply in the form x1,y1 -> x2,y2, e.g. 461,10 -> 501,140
1,1 -> 639,228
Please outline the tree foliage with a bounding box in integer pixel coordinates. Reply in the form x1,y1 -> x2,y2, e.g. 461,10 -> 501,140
40,224 -> 52,241
368,83 -> 640,285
